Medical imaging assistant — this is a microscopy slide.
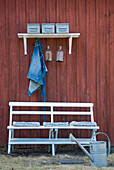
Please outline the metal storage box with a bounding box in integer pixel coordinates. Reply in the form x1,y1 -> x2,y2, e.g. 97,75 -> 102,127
56,23 -> 69,33
42,23 -> 55,33
27,24 -> 40,33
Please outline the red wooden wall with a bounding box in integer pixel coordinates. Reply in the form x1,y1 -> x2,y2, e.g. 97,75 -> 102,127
0,0 -> 114,146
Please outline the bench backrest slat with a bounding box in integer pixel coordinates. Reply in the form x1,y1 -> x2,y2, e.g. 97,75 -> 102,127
9,102 -> 93,107
11,111 -> 92,115
9,102 -> 94,124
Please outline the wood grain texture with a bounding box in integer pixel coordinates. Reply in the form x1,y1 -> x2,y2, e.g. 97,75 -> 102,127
55,0 -> 67,138
86,0 -> 96,138
0,0 -> 114,145
109,0 -> 114,144
0,0 -> 8,144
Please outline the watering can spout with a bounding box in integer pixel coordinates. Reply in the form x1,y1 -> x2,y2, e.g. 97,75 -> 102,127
69,133 -> 94,162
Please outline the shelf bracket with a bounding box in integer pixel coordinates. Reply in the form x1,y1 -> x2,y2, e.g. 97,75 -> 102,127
69,35 -> 73,54
23,36 -> 27,55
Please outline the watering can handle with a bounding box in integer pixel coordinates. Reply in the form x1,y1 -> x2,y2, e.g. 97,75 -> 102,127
91,132 -> 111,157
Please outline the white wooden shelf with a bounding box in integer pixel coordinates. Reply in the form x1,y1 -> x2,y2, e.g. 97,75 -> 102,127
17,33 -> 80,55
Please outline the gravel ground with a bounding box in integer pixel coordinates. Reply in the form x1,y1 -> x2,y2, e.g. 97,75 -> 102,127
0,145 -> 114,170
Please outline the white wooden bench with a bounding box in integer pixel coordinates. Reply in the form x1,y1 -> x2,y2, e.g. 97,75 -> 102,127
7,102 -> 99,156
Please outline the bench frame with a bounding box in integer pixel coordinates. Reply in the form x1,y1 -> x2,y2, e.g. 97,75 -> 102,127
7,102 -> 99,156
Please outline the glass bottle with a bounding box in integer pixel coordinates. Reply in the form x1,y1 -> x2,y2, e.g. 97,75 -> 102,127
56,46 -> 63,62
45,46 -> 52,61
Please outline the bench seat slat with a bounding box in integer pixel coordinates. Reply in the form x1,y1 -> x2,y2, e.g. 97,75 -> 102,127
10,138 -> 92,145
7,125 -> 99,129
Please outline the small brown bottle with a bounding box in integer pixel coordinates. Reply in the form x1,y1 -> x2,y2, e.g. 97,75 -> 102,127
45,46 -> 52,61
56,46 -> 63,62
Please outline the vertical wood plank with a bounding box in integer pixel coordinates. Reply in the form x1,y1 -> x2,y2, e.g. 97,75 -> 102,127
66,0 -> 77,102
76,0 -> 87,104
28,0 -> 36,141
105,0 -> 111,139
0,0 -> 8,144
109,0 -> 114,145
66,0 -> 77,137
33,0 -> 41,139
86,0 -> 96,104
7,0 -> 21,142
86,0 -> 96,138
76,0 -> 87,138
56,0 -> 67,138
95,0 -> 100,137
38,0 -> 47,138
45,0 -> 57,103
96,0 -> 108,140
18,0 -> 28,143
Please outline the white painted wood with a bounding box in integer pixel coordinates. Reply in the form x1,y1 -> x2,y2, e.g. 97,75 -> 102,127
90,106 -> 94,122
7,101 -> 99,155
11,129 -> 14,152
7,126 -> 99,130
17,33 -> 80,55
9,138 -> 91,145
18,33 -> 80,38
69,35 -> 72,54
9,102 -> 93,107
23,36 -> 27,55
51,106 -> 53,123
8,129 -> 11,154
52,144 -> 55,156
11,111 -> 93,115
91,129 -> 97,141
9,106 -> 12,126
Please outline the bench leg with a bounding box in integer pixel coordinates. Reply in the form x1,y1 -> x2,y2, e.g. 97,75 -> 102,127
55,129 -> 58,138
8,144 -> 11,154
91,129 -> 97,141
11,129 -> 14,152
48,129 -> 52,152
52,144 -> 55,156
48,129 -> 58,154
8,129 -> 12,154
54,129 -> 58,152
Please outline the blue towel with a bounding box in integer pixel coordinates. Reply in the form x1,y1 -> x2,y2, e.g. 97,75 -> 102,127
27,39 -> 48,96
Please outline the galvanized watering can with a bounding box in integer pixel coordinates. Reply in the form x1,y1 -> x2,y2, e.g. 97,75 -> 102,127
69,132 -> 110,167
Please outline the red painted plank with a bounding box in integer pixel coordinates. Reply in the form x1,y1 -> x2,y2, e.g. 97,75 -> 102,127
86,0 -> 96,138
95,0 -> 101,139
105,0 -> 111,140
109,0 -> 114,145
76,0 -> 87,104
76,0 -> 87,138
27,0 -> 38,141
66,0 -> 78,137
45,0 -> 57,103
0,0 -> 8,145
96,0 -> 108,142
18,0 -> 29,143
56,0 -> 68,138
7,0 -> 21,143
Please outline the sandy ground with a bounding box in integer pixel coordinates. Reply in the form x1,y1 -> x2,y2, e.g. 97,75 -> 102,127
0,145 -> 114,170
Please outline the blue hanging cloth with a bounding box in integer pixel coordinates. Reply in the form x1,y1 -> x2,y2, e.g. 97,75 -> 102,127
27,38 -> 48,122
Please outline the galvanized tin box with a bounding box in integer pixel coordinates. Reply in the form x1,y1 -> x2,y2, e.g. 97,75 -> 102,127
27,24 -> 40,33
56,23 -> 69,33
42,23 -> 55,33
